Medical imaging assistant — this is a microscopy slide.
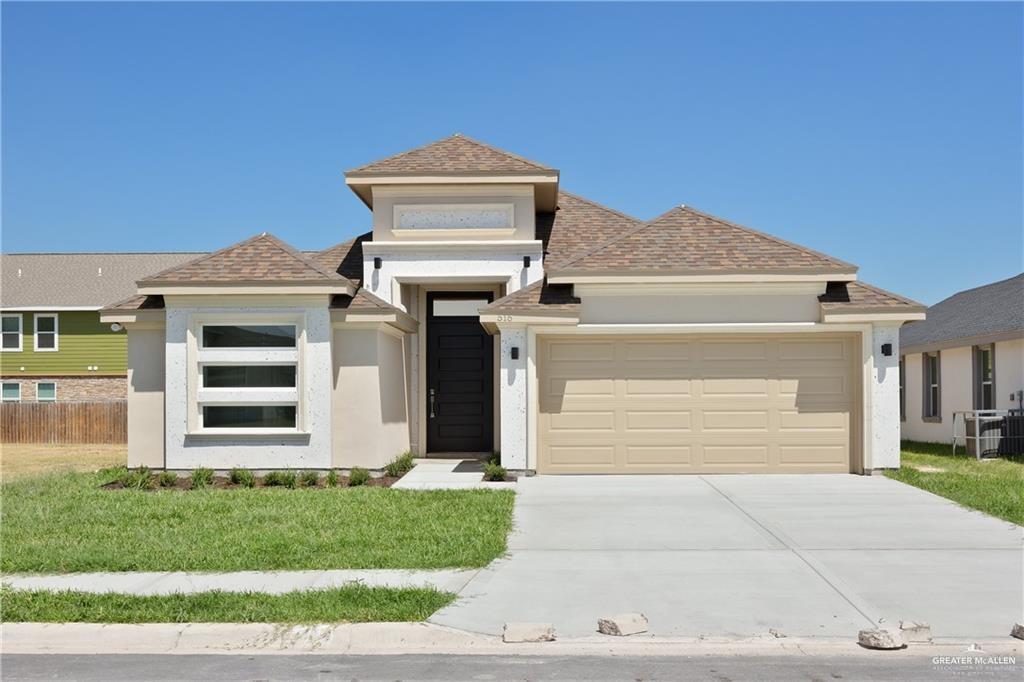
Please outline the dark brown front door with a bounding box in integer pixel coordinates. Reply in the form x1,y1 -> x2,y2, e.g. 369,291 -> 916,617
426,292 -> 494,453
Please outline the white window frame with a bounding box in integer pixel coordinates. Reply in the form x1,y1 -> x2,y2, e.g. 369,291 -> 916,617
187,314 -> 305,436
33,313 -> 59,352
973,344 -> 995,410
1,313 -> 23,352
2,382 -> 21,402
36,381 -> 57,402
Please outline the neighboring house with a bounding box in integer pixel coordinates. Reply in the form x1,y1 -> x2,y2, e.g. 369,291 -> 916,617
100,134 -> 925,474
1,253 -> 202,403
900,273 -> 1024,443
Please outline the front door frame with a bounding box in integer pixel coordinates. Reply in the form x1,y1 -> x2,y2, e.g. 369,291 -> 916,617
416,284 -> 503,456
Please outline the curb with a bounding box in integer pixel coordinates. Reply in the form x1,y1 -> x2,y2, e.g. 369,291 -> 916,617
3,623 -> 1022,657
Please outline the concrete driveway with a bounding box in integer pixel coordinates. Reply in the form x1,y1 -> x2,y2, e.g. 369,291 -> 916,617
430,475 -> 1022,639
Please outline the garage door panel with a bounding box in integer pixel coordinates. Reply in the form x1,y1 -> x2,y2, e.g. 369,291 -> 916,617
538,335 -> 857,474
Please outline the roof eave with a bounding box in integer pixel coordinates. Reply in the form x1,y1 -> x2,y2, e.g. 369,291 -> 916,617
137,281 -> 356,296
344,172 -> 560,211
547,269 -> 859,285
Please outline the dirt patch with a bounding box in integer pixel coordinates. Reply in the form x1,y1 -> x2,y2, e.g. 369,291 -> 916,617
909,464 -> 947,474
1,443 -> 126,481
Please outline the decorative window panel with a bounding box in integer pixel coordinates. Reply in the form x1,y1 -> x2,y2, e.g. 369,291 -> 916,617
394,204 -> 513,230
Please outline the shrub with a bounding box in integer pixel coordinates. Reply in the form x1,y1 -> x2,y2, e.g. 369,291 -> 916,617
483,462 -> 507,482
229,468 -> 254,488
325,470 -> 339,487
121,467 -> 154,490
385,452 -> 416,477
262,471 -> 283,487
348,467 -> 370,487
279,471 -> 297,489
299,470 -> 319,488
487,451 -> 501,466
157,471 -> 178,488
189,468 -> 214,489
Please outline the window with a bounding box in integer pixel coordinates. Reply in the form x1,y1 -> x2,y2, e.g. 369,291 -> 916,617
2,382 -> 21,402
203,405 -> 297,429
33,314 -> 58,352
899,356 -> 906,421
192,318 -> 302,433
973,345 -> 995,410
36,382 -> 56,402
202,365 -> 296,388
202,325 -> 295,348
923,352 -> 941,420
1,314 -> 22,351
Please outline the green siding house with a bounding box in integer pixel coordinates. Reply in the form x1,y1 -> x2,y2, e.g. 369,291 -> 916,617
1,252 -> 201,402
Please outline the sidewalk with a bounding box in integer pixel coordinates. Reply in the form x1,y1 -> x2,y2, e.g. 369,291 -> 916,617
1,568 -> 478,595
392,459 -> 517,490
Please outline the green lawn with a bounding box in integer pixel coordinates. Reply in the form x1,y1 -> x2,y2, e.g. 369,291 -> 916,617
0,585 -> 454,624
887,441 -> 1024,526
0,469 -> 515,573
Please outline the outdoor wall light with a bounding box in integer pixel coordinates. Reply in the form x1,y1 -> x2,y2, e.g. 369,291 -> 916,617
373,257 -> 382,270
881,343 -> 892,356
511,346 -> 520,360
523,255 -> 531,268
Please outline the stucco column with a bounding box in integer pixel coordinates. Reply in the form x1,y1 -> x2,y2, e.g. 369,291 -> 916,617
871,323 -> 902,469
498,325 -> 528,470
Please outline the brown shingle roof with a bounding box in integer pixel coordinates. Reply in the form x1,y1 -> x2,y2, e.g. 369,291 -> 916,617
330,289 -> 405,312
346,134 -> 554,175
550,205 -> 857,275
140,233 -> 354,285
100,294 -> 165,312
540,191 -> 643,267
482,280 -> 580,315
819,281 -> 925,312
311,232 -> 370,286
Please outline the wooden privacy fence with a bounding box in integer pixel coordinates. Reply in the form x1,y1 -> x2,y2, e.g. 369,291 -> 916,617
0,401 -> 127,444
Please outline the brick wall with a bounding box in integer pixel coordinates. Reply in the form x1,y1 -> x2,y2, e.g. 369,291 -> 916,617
0,375 -> 127,402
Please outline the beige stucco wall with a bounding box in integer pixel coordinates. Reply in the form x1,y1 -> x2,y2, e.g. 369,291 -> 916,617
902,345 -> 974,443
579,293 -> 822,325
332,326 -> 411,469
370,185 -> 536,242
126,327 -> 165,468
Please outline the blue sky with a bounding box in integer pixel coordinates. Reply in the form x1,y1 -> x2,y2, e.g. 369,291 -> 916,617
2,2 -> 1021,304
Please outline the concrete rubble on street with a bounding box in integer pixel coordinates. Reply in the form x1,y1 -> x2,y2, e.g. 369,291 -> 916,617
597,613 -> 648,636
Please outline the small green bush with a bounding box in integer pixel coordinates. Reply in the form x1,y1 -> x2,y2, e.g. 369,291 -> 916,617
189,468 -> 214,489
325,470 -> 339,487
157,471 -> 178,488
384,452 -> 416,477
487,451 -> 501,466
262,471 -> 283,487
229,468 -> 254,488
483,462 -> 507,482
121,467 -> 154,490
299,470 -> 319,488
279,471 -> 297,489
348,467 -> 370,487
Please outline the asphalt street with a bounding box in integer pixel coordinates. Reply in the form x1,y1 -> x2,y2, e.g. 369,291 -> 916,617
3,654 -> 1021,681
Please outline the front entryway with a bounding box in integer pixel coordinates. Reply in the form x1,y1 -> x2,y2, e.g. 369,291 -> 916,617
426,292 -> 494,453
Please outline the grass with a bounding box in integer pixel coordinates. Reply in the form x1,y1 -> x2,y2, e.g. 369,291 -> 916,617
0,444 -> 125,481
1,469 -> 516,573
0,585 -> 454,624
887,440 -> 1024,526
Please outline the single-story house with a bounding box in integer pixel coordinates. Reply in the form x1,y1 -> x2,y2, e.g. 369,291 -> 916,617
1,252 -> 201,402
100,134 -> 925,474
900,273 -> 1024,443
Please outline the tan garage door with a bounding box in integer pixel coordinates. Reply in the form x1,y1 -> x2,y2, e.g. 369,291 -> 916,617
537,335 -> 860,474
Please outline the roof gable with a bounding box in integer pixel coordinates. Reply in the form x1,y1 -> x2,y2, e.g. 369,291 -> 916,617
139,233 -> 353,285
550,205 -> 857,275
346,134 -> 554,176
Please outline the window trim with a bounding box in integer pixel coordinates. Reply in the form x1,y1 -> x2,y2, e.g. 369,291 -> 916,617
922,351 -> 941,422
972,344 -> 996,410
187,314 -> 306,436
2,382 -> 21,402
35,381 -> 57,402
1,313 -> 23,352
33,313 -> 59,352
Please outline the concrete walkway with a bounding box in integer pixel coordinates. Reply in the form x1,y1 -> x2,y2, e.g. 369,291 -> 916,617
2,569 -> 478,595
431,474 -> 1022,639
392,459 -> 518,490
